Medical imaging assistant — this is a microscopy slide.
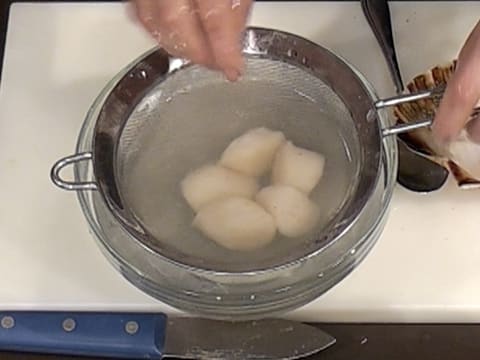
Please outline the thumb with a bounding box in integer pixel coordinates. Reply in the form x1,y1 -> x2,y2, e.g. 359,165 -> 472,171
432,20 -> 480,144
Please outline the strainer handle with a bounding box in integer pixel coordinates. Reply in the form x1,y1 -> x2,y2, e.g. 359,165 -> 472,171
50,152 -> 98,191
375,87 -> 441,109
375,88 -> 438,137
381,118 -> 432,137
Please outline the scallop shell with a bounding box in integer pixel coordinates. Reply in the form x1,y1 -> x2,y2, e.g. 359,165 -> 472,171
393,60 -> 480,189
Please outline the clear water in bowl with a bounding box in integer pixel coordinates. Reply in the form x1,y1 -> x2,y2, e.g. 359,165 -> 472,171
116,59 -> 361,272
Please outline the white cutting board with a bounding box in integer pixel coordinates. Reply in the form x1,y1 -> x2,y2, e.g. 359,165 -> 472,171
0,1 -> 479,323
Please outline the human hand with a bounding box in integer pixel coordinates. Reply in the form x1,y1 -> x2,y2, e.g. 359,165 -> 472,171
131,0 -> 253,81
432,20 -> 480,144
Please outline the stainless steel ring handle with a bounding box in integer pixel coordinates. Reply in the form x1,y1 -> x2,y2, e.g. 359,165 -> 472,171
376,87 -> 480,137
375,88 -> 438,109
50,152 -> 98,191
375,88 -> 438,137
381,119 -> 432,137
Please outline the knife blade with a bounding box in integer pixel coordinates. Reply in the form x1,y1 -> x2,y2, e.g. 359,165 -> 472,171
0,311 -> 335,359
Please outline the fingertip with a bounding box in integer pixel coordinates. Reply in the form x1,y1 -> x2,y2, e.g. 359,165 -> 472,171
215,45 -> 245,78
209,37 -> 243,68
196,0 -> 246,78
224,68 -> 241,82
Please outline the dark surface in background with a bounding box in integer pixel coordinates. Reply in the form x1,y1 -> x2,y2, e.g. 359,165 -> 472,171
1,1 -> 480,359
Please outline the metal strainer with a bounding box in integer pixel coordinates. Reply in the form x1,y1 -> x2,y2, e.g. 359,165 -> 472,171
51,27 -> 434,273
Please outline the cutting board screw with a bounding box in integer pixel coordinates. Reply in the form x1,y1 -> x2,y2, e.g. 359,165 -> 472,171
0,316 -> 14,329
125,321 -> 139,335
62,318 -> 76,332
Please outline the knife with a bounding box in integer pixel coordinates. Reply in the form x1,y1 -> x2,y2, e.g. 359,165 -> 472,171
0,311 -> 335,359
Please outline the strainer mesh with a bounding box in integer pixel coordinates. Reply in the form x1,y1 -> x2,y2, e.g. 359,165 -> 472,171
114,58 -> 360,271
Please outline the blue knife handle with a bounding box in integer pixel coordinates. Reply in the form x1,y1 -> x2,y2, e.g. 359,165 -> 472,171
0,311 -> 166,359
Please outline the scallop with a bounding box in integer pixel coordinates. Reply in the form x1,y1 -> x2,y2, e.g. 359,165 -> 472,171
181,164 -> 259,212
255,185 -> 320,238
193,197 -> 277,251
272,141 -> 325,194
219,127 -> 286,177
393,60 -> 480,189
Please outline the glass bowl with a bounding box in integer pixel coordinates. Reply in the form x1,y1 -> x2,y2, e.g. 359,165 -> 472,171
72,48 -> 398,321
